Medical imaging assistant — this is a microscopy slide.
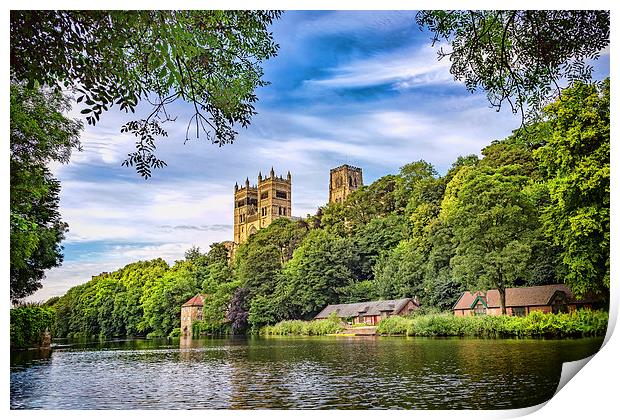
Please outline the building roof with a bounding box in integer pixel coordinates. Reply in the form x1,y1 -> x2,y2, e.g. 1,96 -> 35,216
452,284 -> 598,310
182,294 -> 205,308
314,298 -> 416,319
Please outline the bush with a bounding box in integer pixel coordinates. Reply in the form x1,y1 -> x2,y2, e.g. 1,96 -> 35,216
168,327 -> 181,338
260,316 -> 343,336
190,320 -> 231,336
378,310 -> 608,338
10,305 -> 56,349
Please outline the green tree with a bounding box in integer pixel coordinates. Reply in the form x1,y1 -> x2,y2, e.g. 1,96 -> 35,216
11,10 -> 281,178
417,10 -> 609,123
373,238 -> 427,300
534,80 -> 610,297
281,230 -> 357,318
10,82 -> 82,302
442,165 -> 537,314
140,260 -> 200,336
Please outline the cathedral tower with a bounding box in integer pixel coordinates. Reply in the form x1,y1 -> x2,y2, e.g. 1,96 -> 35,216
233,168 -> 292,245
329,164 -> 363,204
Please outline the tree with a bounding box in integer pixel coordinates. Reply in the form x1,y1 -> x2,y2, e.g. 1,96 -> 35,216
10,82 -> 82,302
11,11 -> 281,178
534,80 -> 610,297
140,260 -> 200,336
281,230 -> 357,318
442,165 -> 536,314
417,11 -> 609,124
228,287 -> 250,334
373,238 -> 427,300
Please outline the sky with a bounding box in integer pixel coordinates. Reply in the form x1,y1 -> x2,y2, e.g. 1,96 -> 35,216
28,10 -> 611,302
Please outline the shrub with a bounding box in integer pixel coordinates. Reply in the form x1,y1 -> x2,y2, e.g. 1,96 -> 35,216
168,327 -> 181,338
10,305 -> 56,349
378,310 -> 608,338
260,317 -> 343,336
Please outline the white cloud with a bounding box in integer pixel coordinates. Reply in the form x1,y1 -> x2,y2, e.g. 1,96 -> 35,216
305,46 -> 454,90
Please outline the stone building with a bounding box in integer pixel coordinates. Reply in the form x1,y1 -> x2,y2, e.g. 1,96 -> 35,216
329,164 -> 363,204
181,294 -> 205,337
233,168 -> 292,245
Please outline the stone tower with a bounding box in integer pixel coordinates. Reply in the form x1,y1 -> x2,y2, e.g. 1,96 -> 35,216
233,168 -> 292,245
329,164 -> 363,204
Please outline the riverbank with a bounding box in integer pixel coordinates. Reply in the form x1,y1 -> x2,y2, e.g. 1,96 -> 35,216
260,309 -> 608,338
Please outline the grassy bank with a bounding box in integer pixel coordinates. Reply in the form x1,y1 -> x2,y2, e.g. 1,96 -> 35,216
259,310 -> 608,338
377,310 -> 608,338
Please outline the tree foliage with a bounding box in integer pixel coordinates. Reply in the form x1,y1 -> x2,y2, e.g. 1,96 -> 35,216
441,165 -> 537,313
416,10 -> 609,124
10,304 -> 56,349
10,82 -> 83,302
11,10 -> 281,178
534,79 -> 610,297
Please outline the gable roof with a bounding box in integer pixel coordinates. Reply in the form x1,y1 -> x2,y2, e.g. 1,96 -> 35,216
182,294 -> 205,307
453,284 -> 584,310
314,298 -> 416,319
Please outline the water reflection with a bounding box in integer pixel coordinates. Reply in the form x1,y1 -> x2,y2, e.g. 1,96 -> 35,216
10,336 -> 603,409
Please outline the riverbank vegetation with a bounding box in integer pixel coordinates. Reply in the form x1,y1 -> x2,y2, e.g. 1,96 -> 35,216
260,309 -> 608,339
10,304 -> 56,349
35,80 -> 609,340
261,312 -> 343,336
377,310 -> 609,338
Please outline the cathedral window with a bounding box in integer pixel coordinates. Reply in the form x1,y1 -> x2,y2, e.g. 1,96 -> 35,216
261,191 -> 268,200
276,190 -> 287,199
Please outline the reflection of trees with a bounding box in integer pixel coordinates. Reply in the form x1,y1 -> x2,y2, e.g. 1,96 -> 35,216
10,347 -> 52,367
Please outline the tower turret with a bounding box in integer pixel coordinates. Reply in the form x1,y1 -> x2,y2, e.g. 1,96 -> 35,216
329,164 -> 363,204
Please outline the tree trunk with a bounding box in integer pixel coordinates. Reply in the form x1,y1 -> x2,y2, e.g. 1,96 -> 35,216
499,287 -> 507,315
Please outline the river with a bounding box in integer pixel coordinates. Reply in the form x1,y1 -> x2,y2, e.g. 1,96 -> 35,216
10,335 -> 603,409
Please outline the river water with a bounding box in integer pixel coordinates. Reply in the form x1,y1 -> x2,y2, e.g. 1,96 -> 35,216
10,335 -> 603,409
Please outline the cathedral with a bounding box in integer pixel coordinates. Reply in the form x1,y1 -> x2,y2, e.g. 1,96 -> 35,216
233,164 -> 363,246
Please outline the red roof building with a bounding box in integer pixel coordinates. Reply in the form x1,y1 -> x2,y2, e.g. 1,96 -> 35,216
452,284 -> 604,317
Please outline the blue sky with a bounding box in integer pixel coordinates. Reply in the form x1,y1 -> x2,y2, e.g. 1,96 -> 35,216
30,10 -> 610,301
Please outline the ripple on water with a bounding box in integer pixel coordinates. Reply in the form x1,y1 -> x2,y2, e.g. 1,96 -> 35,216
10,336 -> 603,409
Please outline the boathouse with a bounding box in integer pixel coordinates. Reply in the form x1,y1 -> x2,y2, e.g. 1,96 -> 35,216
452,284 -> 604,317
314,298 -> 420,325
181,294 -> 205,337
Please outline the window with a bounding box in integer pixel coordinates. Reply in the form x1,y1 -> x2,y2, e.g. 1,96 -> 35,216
261,206 -> 267,217
276,190 -> 287,199
474,303 -> 486,316
236,200 -> 245,208
513,307 -> 526,317
260,191 -> 268,200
